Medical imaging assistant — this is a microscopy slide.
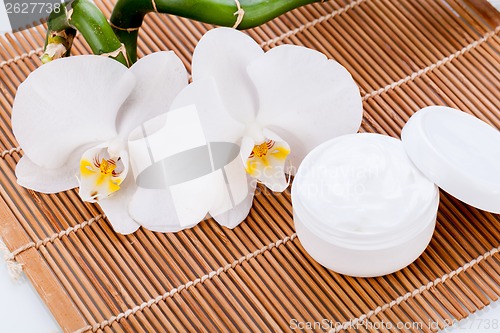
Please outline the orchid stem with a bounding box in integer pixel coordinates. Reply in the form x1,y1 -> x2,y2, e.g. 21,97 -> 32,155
45,0 -> 320,65
110,0 -> 320,63
44,0 -> 129,66
43,6 -> 76,63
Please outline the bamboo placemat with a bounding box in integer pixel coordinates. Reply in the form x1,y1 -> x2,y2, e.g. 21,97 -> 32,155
1,0 -> 499,332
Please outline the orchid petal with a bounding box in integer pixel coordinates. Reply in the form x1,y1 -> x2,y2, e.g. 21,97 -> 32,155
129,188 -> 198,233
78,145 -> 129,203
129,173 -> 216,232
240,136 -> 255,166
16,156 -> 79,193
191,28 -> 263,123
129,149 -> 251,231
98,174 -> 140,235
211,157 -> 256,229
207,149 -> 253,226
128,105 -> 208,179
248,45 -> 363,170
116,51 -> 189,137
170,77 -> 245,144
12,56 -> 136,169
169,172 -> 219,226
211,188 -> 255,229
130,162 -> 252,232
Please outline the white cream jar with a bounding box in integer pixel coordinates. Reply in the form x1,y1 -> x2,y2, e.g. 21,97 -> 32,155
292,106 -> 500,277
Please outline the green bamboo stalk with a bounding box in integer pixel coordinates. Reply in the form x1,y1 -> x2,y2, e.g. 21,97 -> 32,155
42,5 -> 76,63
44,0 -> 129,66
110,0 -> 321,63
45,0 -> 320,66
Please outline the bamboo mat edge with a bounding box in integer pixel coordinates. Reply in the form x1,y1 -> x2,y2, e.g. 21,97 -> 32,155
0,194 -> 86,331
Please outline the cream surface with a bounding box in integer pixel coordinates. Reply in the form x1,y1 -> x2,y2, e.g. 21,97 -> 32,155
296,133 -> 437,234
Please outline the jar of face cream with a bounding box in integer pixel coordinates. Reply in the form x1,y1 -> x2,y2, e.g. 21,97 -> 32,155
292,106 -> 500,277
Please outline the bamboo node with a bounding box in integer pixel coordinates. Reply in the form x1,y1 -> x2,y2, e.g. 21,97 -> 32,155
99,44 -> 130,66
66,8 -> 74,21
233,0 -> 245,29
109,21 -> 141,32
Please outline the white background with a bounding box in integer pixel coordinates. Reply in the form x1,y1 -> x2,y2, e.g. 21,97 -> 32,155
0,0 -> 12,34
0,257 -> 60,332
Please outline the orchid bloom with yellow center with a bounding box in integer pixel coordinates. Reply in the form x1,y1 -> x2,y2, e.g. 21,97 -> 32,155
173,28 -> 363,188
127,27 -> 363,230
246,140 -> 290,177
239,125 -> 291,191
79,153 -> 125,202
12,51 -> 188,234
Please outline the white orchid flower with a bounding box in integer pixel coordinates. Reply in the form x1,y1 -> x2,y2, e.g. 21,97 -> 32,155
127,27 -> 363,231
12,51 -> 188,234
178,28 -> 363,190
177,28 -> 363,187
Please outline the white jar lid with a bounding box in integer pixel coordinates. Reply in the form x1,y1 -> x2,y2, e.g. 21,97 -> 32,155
402,106 -> 500,214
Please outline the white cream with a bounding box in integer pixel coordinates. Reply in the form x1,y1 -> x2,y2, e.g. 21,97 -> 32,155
292,133 -> 440,277
293,107 -> 500,277
297,133 -> 436,235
